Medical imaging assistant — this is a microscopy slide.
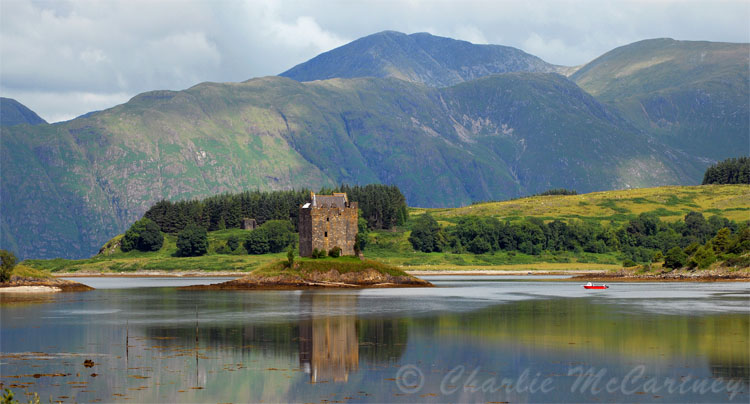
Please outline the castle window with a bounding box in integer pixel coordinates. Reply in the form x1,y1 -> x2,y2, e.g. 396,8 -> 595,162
324,232 -> 328,238
326,217 -> 329,222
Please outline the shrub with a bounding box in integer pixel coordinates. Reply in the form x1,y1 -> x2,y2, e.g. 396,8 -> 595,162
408,213 -> 443,252
286,247 -> 295,268
684,242 -> 701,256
121,218 -> 164,252
215,244 -> 232,254
652,251 -> 664,262
468,236 -> 491,254
328,246 -> 341,258
176,224 -> 208,257
0,250 -> 17,282
227,235 -> 240,251
261,220 -> 295,253
691,244 -> 717,269
356,217 -> 368,252
622,259 -> 637,267
245,230 -> 270,254
244,220 -> 294,255
663,247 -> 687,269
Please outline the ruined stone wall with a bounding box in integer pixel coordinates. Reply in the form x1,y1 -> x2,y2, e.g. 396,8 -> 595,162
299,208 -> 313,257
299,202 -> 358,257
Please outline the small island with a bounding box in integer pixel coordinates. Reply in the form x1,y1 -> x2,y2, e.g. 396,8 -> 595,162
182,257 -> 432,290
0,253 -> 93,294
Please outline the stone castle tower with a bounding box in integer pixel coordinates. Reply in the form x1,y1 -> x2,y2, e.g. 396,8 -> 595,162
299,192 -> 358,257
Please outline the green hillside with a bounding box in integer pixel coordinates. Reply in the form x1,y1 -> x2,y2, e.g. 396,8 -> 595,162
3,35 -> 748,261
280,31 -> 566,86
2,73 -> 705,260
428,184 -> 749,224
22,185 -> 748,274
572,39 -> 749,160
0,98 -> 47,126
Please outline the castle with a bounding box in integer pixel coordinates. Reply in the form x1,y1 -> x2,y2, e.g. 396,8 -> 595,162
299,192 -> 358,257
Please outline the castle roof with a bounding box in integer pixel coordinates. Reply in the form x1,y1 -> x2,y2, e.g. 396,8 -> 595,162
309,192 -> 348,208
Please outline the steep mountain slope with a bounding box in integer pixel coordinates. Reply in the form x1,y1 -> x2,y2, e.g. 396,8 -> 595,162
444,73 -> 702,191
280,31 -> 565,87
2,74 -> 702,260
0,98 -> 47,126
571,39 -> 749,160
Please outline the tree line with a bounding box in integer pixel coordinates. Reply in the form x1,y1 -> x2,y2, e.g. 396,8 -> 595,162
118,184 -> 406,256
702,156 -> 750,185
409,211 -> 749,268
142,184 -> 408,234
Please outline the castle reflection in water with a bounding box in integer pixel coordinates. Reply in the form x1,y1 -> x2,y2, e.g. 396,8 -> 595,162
298,293 -> 359,382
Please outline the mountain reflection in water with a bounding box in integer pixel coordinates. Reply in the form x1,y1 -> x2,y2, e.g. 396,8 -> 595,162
0,278 -> 747,403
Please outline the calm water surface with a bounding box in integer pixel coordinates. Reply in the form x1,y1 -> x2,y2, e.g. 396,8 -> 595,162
1,276 -> 748,403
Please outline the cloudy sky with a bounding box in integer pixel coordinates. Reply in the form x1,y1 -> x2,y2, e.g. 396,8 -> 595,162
1,0 -> 748,123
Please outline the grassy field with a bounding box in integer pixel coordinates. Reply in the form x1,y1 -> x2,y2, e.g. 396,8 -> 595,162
10,264 -> 53,279
423,184 -> 749,225
22,185 -> 749,274
25,229 -> 284,273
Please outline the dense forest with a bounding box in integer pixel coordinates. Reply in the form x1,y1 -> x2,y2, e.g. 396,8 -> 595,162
142,184 -> 407,234
409,211 -> 749,268
702,157 -> 750,184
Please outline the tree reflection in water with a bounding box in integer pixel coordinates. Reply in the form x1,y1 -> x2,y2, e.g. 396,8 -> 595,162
140,291 -> 409,383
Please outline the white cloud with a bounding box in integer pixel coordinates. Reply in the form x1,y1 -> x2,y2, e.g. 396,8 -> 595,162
1,0 -> 748,122
266,15 -> 348,53
0,89 -> 132,123
453,25 -> 489,45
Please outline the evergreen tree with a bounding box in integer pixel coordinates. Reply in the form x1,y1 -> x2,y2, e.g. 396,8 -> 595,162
702,157 -> 750,185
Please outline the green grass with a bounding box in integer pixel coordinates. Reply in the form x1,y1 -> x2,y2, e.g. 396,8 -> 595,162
432,185 -> 749,225
11,264 -> 53,279
253,257 -> 409,278
24,251 -> 283,273
21,185 -> 748,274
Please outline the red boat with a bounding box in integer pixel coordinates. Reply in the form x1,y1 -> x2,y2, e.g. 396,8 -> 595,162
583,282 -> 609,289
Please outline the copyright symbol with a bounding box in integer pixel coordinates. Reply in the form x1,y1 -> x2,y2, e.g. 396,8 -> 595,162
396,364 -> 424,394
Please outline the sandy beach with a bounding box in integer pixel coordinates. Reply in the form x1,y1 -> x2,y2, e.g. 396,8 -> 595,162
0,286 -> 62,293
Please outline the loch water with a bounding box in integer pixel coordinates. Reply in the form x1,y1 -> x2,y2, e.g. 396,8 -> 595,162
1,276 -> 748,403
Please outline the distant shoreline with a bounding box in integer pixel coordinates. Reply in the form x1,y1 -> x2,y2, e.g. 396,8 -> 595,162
48,268 -> 750,282
50,269 -> 601,278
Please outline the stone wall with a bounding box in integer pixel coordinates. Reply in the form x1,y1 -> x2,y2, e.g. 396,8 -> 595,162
299,202 -> 358,257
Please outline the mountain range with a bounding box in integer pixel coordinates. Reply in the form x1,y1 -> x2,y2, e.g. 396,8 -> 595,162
1,31 -> 747,259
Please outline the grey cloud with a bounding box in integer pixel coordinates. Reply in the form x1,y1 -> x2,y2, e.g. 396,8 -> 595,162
1,0 -> 748,122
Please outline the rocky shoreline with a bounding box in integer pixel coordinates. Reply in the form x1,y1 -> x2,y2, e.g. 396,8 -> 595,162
572,267 -> 750,282
0,276 -> 94,293
181,267 -> 433,290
